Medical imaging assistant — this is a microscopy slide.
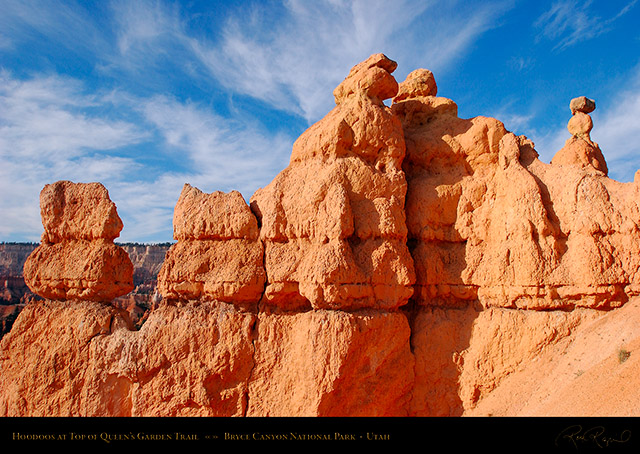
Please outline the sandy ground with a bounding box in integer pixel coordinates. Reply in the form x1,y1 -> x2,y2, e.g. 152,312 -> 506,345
465,297 -> 640,416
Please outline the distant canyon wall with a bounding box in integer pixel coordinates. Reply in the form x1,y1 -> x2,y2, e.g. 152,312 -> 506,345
0,242 -> 170,337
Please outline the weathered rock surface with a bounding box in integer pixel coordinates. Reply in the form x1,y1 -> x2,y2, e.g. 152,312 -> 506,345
0,299 -> 255,416
393,72 -> 640,311
247,310 -> 414,416
23,181 -> 134,302
389,69 -> 640,416
0,298 -> 415,417
570,95 -> 596,115
2,54 -> 640,418
39,180 -> 124,243
24,239 -> 133,302
111,243 -> 170,328
251,53 -> 415,311
122,243 -> 170,286
0,242 -> 169,337
464,297 -> 640,417
157,184 -> 265,305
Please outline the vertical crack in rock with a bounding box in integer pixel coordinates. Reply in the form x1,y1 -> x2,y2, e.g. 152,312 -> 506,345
244,223 -> 267,416
250,53 -> 415,312
236,199 -> 272,417
243,53 -> 416,416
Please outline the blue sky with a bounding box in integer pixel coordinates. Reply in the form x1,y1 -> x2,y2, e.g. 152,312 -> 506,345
1,0 -> 639,243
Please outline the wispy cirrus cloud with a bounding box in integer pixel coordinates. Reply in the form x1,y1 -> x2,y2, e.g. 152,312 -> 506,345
112,0 -> 180,54
534,0 -> 638,51
590,67 -> 640,182
103,0 -> 514,122
139,94 -> 293,196
188,0 -> 426,120
0,70 -> 294,243
102,94 -> 293,242
0,72 -> 147,241
188,0 -> 513,122
0,74 -> 146,160
0,0 -> 112,61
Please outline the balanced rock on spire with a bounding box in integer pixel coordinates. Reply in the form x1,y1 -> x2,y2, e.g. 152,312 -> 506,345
551,95 -> 608,175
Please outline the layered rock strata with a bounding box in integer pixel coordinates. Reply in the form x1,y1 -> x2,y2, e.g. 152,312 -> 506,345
393,73 -> 640,312
22,181 -> 133,302
0,242 -> 169,337
157,184 -> 265,305
245,54 -> 417,415
250,53 -> 416,311
391,70 -> 640,415
2,54 -> 640,417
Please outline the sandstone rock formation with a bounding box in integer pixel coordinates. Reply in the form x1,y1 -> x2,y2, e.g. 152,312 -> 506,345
250,53 -> 415,311
390,69 -> 640,415
22,181 -> 134,302
394,76 -> 640,312
247,309 -> 413,416
157,184 -> 265,305
2,54 -> 640,418
123,243 -> 170,288
0,242 -> 169,338
552,95 -> 608,175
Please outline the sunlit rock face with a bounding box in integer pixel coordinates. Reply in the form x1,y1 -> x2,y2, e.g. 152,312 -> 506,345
393,71 -> 640,312
157,184 -> 266,306
250,53 -> 416,312
23,181 -> 133,302
3,54 -> 640,418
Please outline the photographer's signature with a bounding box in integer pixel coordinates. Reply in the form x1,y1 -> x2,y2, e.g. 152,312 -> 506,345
556,425 -> 631,449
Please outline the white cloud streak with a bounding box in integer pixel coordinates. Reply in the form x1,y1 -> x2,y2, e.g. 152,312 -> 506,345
0,0 -> 518,243
105,0 -> 513,122
0,72 -> 148,241
0,0 -> 111,59
0,71 -> 293,243
105,93 -> 294,242
190,0 -> 512,122
535,0 -> 638,51
0,75 -> 145,161
591,68 -> 640,182
139,94 -> 293,196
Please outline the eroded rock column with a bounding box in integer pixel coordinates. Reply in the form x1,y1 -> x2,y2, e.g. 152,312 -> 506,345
552,96 -> 608,175
251,53 -> 415,311
1,181 -> 135,416
246,54 -> 416,416
23,180 -> 134,301
157,184 -> 266,305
